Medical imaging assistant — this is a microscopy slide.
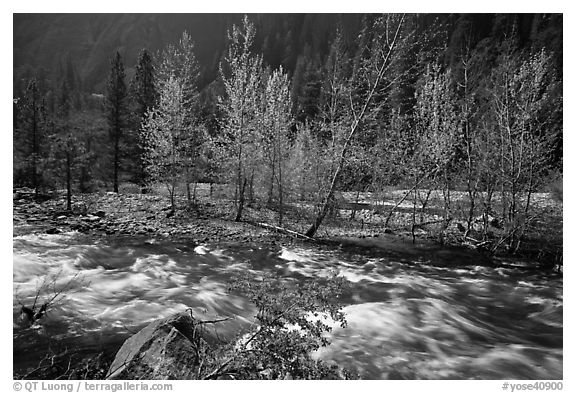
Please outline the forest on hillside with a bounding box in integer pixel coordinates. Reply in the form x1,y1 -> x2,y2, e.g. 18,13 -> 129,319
13,13 -> 563,251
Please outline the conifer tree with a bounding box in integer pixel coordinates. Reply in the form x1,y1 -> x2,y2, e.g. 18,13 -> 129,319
105,51 -> 127,193
16,79 -> 45,193
130,49 -> 157,193
49,81 -> 86,211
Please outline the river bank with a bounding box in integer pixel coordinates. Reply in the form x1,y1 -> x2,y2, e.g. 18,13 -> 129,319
13,186 -> 563,272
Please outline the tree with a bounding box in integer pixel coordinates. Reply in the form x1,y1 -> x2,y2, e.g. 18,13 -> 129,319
305,14 -> 409,238
48,82 -> 87,211
219,16 -> 264,222
483,45 -> 558,251
259,67 -> 292,224
158,32 -> 202,202
105,52 -> 128,193
15,78 -> 46,193
141,76 -> 189,214
287,123 -> 326,203
129,49 -> 158,193
413,62 -> 461,231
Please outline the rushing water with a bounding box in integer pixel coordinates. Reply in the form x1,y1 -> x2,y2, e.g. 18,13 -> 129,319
13,232 -> 563,379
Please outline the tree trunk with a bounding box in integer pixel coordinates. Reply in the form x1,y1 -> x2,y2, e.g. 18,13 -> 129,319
268,162 -> 275,206
185,165 -> 191,203
169,188 -> 175,215
464,186 -> 476,238
66,152 -> 72,211
278,161 -> 283,226
32,103 -> 38,195
235,177 -> 247,222
350,189 -> 361,221
140,151 -> 148,194
248,170 -> 255,205
384,176 -> 425,228
113,125 -> 119,193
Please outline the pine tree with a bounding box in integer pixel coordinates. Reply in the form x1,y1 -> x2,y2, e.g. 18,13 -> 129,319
15,78 -> 47,193
130,49 -> 157,193
105,51 -> 128,193
49,81 -> 84,211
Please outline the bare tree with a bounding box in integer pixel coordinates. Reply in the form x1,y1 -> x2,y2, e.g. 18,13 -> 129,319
485,45 -> 557,252
305,14 -> 409,238
16,270 -> 89,326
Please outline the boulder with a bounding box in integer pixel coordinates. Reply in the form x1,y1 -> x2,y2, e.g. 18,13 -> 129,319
106,312 -> 217,380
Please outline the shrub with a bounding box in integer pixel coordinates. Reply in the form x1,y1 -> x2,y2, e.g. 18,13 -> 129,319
200,272 -> 354,380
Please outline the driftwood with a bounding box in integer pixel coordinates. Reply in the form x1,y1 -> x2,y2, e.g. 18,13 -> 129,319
251,222 -> 315,241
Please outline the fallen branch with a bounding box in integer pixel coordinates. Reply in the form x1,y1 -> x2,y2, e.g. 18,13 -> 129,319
197,317 -> 233,325
250,221 -> 315,241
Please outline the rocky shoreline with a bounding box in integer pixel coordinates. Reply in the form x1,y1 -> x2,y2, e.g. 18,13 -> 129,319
13,188 -> 296,248
13,187 -> 562,271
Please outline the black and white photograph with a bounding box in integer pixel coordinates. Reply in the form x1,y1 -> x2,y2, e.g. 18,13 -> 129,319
11,10 -> 563,384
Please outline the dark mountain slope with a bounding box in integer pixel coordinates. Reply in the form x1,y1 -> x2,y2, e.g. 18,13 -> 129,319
13,13 -> 561,96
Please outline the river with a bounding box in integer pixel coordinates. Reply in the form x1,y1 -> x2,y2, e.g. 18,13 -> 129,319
13,232 -> 563,379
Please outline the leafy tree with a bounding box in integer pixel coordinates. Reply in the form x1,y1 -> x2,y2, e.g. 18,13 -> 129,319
158,31 -> 202,202
412,61 -> 461,238
305,14 -> 410,238
105,52 -> 128,193
219,16 -> 264,222
483,45 -> 558,251
287,123 -> 330,205
259,67 -> 292,224
158,31 -> 200,102
141,76 -> 189,214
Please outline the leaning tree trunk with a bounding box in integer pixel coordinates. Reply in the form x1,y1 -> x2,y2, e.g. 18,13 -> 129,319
304,14 -> 405,238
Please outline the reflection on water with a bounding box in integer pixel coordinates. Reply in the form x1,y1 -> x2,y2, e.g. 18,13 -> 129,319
13,233 -> 562,379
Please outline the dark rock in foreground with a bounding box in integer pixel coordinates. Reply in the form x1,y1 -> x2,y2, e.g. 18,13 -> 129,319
107,312 -> 217,380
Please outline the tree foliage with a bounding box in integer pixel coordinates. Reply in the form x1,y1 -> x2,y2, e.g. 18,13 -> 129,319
141,76 -> 189,213
218,16 -> 264,221
199,273 -> 352,380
